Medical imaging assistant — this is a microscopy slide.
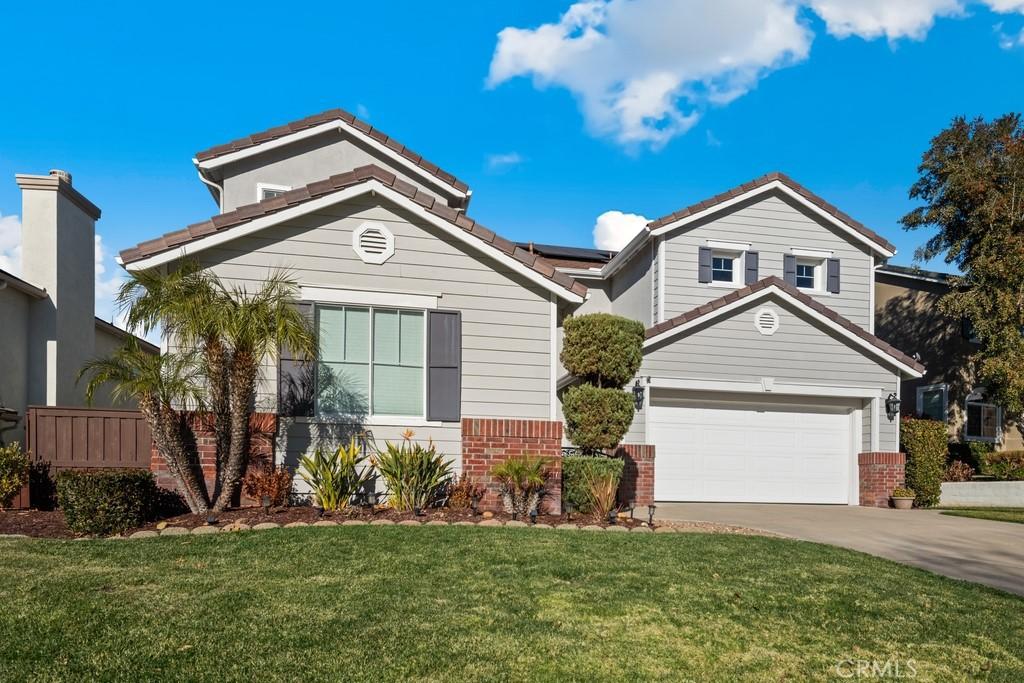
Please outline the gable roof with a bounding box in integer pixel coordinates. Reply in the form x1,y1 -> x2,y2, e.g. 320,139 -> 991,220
193,108 -> 470,198
119,165 -> 586,302
0,268 -> 47,299
877,264 -> 952,284
645,275 -> 925,377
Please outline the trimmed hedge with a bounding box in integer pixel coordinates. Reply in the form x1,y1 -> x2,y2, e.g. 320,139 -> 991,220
56,469 -> 159,535
563,385 -> 635,452
900,418 -> 947,507
562,455 -> 625,513
0,442 -> 29,508
980,450 -> 1024,481
561,314 -> 645,389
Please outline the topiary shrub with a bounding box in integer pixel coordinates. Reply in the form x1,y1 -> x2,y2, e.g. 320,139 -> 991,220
900,418 -> 948,507
0,442 -> 29,509
562,455 -> 625,513
56,469 -> 159,535
561,314 -> 645,388
979,450 -> 1024,481
563,384 -> 635,452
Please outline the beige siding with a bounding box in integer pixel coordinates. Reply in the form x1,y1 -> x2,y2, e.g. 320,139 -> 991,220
0,287 -> 31,445
661,192 -> 874,328
191,195 -> 555,469
610,242 -> 654,327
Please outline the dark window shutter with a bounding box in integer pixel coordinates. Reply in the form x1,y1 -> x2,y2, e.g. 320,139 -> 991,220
783,254 -> 797,286
279,302 -> 315,417
427,310 -> 461,422
698,247 -> 712,283
744,251 -> 759,285
826,258 -> 841,293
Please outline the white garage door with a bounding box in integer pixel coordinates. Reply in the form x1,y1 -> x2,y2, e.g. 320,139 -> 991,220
649,395 -> 854,504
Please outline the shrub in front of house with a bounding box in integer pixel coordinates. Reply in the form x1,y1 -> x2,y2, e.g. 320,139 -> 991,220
243,460 -> 294,507
562,385 -> 635,452
446,473 -> 485,510
944,460 -> 975,482
298,438 -> 372,511
562,455 -> 625,514
0,442 -> 29,509
900,418 -> 947,507
948,440 -> 993,471
373,432 -> 452,512
56,469 -> 159,535
492,455 -> 551,516
979,450 -> 1024,481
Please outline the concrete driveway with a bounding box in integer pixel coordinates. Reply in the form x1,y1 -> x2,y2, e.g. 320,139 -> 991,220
656,502 -> 1024,596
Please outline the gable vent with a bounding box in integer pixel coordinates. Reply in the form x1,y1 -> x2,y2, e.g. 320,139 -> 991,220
754,307 -> 780,336
352,222 -> 395,264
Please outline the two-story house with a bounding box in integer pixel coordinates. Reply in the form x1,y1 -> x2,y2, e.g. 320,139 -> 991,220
118,109 -> 923,506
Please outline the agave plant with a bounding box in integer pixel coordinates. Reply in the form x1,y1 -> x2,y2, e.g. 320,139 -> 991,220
298,438 -> 372,511
373,432 -> 452,512
491,455 -> 550,516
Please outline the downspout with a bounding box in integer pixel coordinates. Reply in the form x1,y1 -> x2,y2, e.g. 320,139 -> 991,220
194,161 -> 224,213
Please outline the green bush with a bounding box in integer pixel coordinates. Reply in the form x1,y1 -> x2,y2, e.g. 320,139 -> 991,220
56,469 -> 159,535
374,433 -> 453,511
948,440 -> 993,471
563,384 -> 635,451
299,438 -> 371,510
562,456 -> 625,513
979,450 -> 1024,481
561,314 -> 645,388
900,418 -> 948,507
0,442 -> 29,509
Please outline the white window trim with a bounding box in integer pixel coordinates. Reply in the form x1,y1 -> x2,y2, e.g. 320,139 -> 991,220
790,247 -> 833,259
315,304 -> 428,421
707,239 -> 751,252
708,249 -> 743,288
301,286 -> 439,309
965,389 -> 1002,443
915,383 -> 948,422
256,182 -> 291,202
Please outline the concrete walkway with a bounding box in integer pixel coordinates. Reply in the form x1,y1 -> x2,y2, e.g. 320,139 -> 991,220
656,502 -> 1024,596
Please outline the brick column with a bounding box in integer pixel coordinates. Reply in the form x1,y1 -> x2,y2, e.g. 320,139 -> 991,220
858,451 -> 906,507
461,418 -> 563,513
613,444 -> 656,506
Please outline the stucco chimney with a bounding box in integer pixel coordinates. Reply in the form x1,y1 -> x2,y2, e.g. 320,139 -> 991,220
15,171 -> 101,406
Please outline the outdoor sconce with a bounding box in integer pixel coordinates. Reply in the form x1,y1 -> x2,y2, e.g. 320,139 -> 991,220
607,509 -> 617,526
647,504 -> 657,526
260,495 -> 271,515
632,379 -> 645,411
626,503 -> 635,520
529,509 -> 538,525
885,392 -> 901,421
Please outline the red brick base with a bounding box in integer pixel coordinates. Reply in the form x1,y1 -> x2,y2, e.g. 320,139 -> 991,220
461,418 -> 563,513
858,451 -> 906,507
151,413 -> 277,505
613,444 -> 656,507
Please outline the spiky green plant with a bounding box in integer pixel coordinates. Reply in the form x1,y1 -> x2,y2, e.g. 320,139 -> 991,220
491,455 -> 550,516
373,432 -> 453,512
298,438 -> 372,511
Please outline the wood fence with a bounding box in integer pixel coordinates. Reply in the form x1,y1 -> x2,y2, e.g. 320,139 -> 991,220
10,406 -> 152,508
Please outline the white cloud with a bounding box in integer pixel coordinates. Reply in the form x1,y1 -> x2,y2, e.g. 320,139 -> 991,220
996,21 -> 1024,46
487,0 -> 812,149
0,213 -> 22,275
593,210 -> 649,250
488,1 -> 1024,149
93,234 -> 126,326
808,0 -> 964,41
485,152 -> 525,172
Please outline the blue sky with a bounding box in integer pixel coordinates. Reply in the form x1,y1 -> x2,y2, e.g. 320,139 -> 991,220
1,1 -> 1022,322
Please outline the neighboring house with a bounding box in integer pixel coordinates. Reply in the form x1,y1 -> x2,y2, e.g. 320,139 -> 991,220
875,264 -> 1021,450
0,171 -> 157,445
119,108 -> 924,506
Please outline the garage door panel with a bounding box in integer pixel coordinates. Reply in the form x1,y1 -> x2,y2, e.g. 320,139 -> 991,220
650,397 -> 853,504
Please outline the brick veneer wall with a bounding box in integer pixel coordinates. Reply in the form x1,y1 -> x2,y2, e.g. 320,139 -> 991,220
151,413 -> 277,505
613,444 -> 656,507
858,451 -> 906,507
461,418 -> 563,513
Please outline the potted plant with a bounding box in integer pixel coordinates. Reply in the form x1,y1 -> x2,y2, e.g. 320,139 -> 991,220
891,486 -> 915,509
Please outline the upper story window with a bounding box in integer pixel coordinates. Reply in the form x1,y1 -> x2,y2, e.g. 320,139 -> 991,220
256,182 -> 291,202
916,383 -> 948,422
699,241 -> 751,287
795,260 -> 819,289
787,249 -> 840,294
965,388 -> 1000,443
712,254 -> 736,283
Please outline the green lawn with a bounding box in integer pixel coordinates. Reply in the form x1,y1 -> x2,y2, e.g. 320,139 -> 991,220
940,507 -> 1024,524
1,528 -> 1022,682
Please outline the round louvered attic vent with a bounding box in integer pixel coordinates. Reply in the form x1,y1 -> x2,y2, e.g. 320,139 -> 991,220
352,222 -> 395,264
754,307 -> 780,336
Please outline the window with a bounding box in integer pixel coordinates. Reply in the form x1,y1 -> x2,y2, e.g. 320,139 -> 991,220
795,258 -> 823,290
256,183 -> 291,202
711,255 -> 734,282
965,389 -> 1000,442
316,305 -> 425,418
916,384 -> 948,422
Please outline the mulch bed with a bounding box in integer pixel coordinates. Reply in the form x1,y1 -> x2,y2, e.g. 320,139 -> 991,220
0,506 -> 771,539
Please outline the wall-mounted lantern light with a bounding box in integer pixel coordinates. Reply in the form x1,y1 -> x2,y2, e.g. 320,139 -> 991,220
885,392 -> 901,421
632,379 -> 645,411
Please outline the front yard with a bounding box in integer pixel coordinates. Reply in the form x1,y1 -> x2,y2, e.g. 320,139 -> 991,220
1,528 -> 1022,682
941,507 -> 1024,524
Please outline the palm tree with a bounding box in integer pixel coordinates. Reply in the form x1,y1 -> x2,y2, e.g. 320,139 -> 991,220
214,271 -> 316,511
79,343 -> 210,513
117,263 -> 234,502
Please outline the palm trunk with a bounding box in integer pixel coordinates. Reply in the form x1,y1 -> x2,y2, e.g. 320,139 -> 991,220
205,338 -> 232,501
139,396 -> 210,514
212,350 -> 258,512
